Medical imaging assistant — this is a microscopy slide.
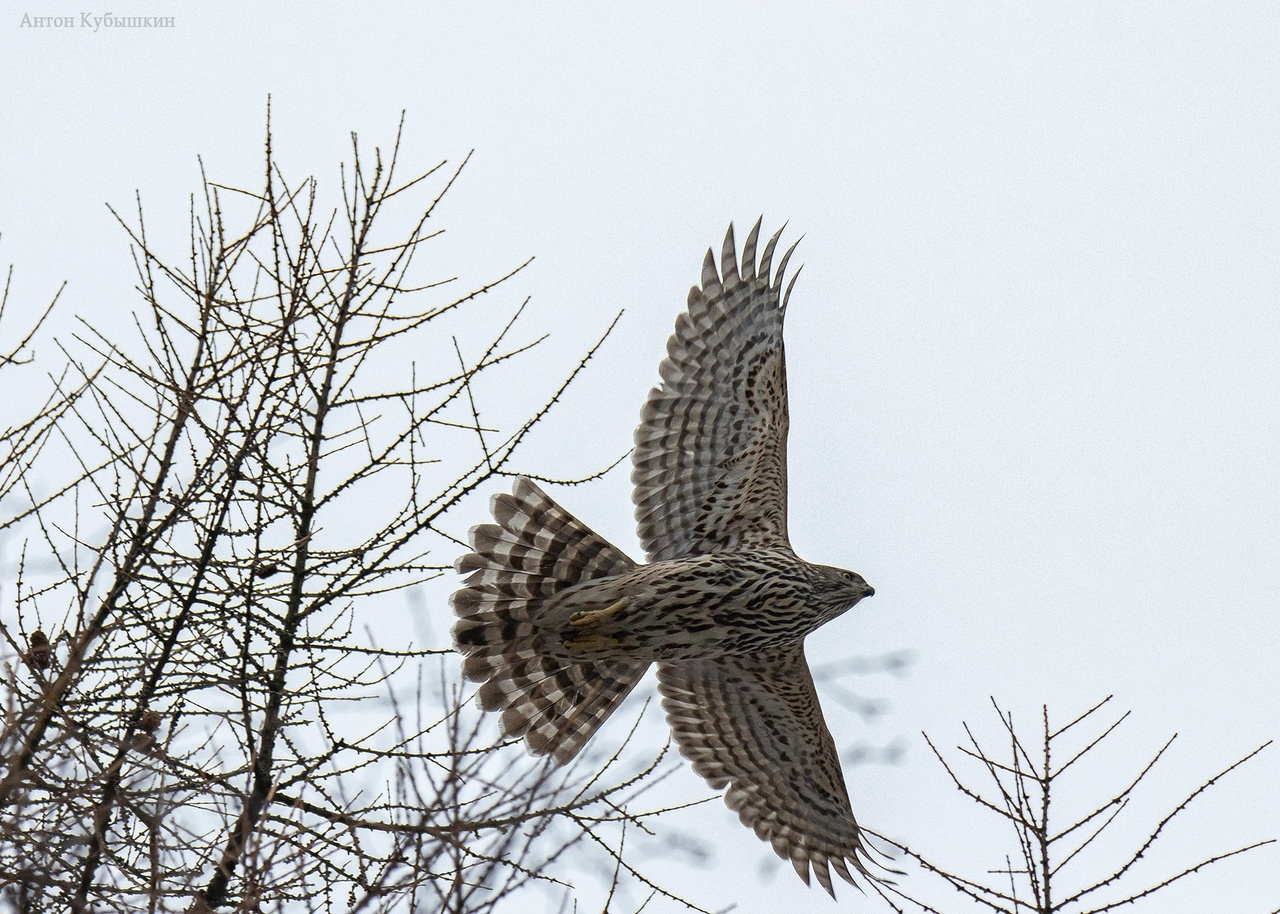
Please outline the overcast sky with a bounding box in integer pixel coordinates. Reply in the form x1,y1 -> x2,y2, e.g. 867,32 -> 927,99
2,3 -> 1278,911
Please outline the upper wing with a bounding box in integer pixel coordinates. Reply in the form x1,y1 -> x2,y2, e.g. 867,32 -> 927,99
632,220 -> 800,562
656,645 -> 882,897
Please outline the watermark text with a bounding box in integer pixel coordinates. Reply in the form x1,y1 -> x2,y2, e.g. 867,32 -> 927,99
19,12 -> 176,30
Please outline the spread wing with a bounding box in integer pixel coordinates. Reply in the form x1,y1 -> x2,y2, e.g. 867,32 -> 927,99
632,220 -> 800,562
656,645 -> 881,896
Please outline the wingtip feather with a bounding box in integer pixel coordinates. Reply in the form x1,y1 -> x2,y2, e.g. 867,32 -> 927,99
759,225 -> 785,283
774,238 -> 802,292
721,222 -> 739,285
701,248 -> 722,296
741,216 -> 763,281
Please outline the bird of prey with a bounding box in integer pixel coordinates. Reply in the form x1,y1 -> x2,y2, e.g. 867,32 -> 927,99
452,220 -> 880,895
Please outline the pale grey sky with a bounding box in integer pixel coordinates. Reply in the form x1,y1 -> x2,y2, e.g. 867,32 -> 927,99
2,3 -> 1277,911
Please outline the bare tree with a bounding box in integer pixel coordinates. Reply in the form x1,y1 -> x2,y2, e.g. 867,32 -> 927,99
0,117 -> 704,914
877,696 -> 1274,913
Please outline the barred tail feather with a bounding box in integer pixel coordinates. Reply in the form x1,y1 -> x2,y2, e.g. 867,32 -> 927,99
452,477 -> 648,765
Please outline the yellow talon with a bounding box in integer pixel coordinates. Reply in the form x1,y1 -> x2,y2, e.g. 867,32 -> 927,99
568,598 -> 627,630
563,599 -> 627,652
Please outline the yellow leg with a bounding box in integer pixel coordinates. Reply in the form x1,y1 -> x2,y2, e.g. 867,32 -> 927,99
563,599 -> 626,652
568,599 -> 627,630
563,632 -> 622,652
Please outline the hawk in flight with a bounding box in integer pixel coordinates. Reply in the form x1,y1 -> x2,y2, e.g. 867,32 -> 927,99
453,220 -> 880,895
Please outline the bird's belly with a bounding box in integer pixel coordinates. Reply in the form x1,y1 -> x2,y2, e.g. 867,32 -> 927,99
653,591 -> 819,659
548,563 -> 821,662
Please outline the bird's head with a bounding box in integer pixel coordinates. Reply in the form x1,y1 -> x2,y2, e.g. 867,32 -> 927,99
815,564 -> 875,610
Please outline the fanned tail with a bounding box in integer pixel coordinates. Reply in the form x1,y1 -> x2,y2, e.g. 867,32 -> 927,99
452,477 -> 649,764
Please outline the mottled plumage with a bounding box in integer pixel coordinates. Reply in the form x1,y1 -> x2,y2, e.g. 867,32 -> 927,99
453,220 -> 881,895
